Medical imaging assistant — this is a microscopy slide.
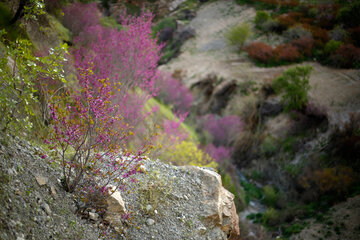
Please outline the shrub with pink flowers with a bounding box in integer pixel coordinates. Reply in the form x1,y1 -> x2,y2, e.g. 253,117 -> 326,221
156,72 -> 194,114
63,3 -> 162,130
45,68 -> 151,194
200,114 -> 243,146
204,144 -> 232,164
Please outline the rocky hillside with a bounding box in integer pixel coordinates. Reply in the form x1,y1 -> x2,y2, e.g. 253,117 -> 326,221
1,0 -> 360,239
159,0 -> 360,239
0,137 -> 240,240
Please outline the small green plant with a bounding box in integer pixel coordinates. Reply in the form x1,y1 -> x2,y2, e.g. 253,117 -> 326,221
224,23 -> 252,49
262,207 -> 281,227
262,185 -> 280,208
261,135 -> 279,158
254,11 -> 271,29
241,180 -> 263,204
152,17 -> 177,38
324,40 -> 343,55
281,223 -> 307,238
272,65 -> 313,111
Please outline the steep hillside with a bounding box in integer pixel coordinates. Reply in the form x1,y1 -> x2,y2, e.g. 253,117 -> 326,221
159,0 -> 360,239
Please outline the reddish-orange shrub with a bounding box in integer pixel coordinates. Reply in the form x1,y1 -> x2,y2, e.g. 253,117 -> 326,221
291,37 -> 314,57
277,12 -> 303,28
302,24 -> 329,44
274,44 -> 301,62
298,17 -> 314,25
316,3 -> 340,29
279,0 -> 300,7
261,0 -> 278,5
245,42 -> 274,63
300,167 -> 357,197
330,43 -> 360,68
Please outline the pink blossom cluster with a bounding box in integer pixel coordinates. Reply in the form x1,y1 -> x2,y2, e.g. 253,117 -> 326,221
204,144 -> 232,163
63,3 -> 162,128
200,114 -> 243,146
46,69 -> 146,193
156,72 -> 194,114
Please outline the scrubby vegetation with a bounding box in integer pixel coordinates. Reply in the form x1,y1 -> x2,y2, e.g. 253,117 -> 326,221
0,0 -> 218,222
1,0 -> 359,239
237,0 -> 360,68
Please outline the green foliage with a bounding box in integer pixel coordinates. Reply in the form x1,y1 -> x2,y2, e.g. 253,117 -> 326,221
282,136 -> 298,155
143,97 -> 198,140
246,212 -> 263,224
47,15 -> 72,42
182,0 -> 198,10
100,16 -> 122,31
254,11 -> 271,29
224,23 -> 252,48
241,180 -> 263,204
160,140 -> 218,168
281,223 -> 306,238
261,135 -> 279,158
262,207 -> 281,227
262,185 -> 280,208
324,40 -> 343,55
159,39 -> 180,64
272,65 -> 312,111
0,35 -> 67,133
152,17 -> 177,38
221,171 -> 246,211
336,1 -> 360,28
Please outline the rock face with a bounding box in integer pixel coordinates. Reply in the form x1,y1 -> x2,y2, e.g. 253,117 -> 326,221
192,75 -> 238,115
105,185 -> 127,229
186,166 -> 240,239
106,160 -> 240,240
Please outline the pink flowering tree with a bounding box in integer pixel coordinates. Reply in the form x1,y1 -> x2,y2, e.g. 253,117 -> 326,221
200,114 -> 243,146
204,144 -> 232,164
45,68 -> 152,194
156,72 -> 194,114
63,3 -> 162,130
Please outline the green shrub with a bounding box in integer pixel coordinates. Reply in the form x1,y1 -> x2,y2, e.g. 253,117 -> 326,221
324,40 -> 343,55
0,35 -> 67,133
272,65 -> 312,111
241,180 -> 263,204
224,23 -> 252,48
281,223 -> 306,237
221,172 -> 246,211
261,135 -> 279,158
254,11 -> 271,29
337,1 -> 360,28
152,17 -> 177,38
100,16 -> 122,30
262,208 -> 281,226
262,185 -> 279,208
